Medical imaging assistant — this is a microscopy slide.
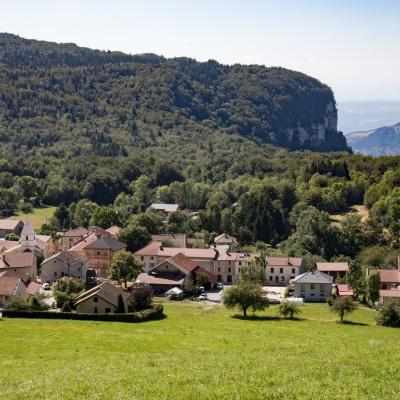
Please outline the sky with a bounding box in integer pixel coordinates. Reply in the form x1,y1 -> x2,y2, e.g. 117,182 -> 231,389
1,0 -> 400,102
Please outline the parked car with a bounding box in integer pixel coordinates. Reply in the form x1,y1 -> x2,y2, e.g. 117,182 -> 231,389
41,283 -> 51,290
198,293 -> 208,301
216,282 -> 223,290
268,298 -> 280,304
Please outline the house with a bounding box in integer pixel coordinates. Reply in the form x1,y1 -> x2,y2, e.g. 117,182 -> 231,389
379,289 -> 400,305
376,269 -> 400,290
36,234 -> 58,257
293,271 -> 334,302
214,245 -> 258,284
105,226 -> 122,238
136,252 -> 217,295
316,262 -> 349,280
135,241 -> 217,273
0,220 -> 24,238
214,233 -> 237,246
151,234 -> 187,248
40,251 -> 88,283
26,281 -> 42,296
0,273 -> 27,306
135,241 -> 257,284
0,252 -> 37,282
265,257 -> 304,286
336,284 -> 354,298
148,203 -> 179,217
60,227 -> 91,250
74,281 -> 129,314
68,229 -> 126,277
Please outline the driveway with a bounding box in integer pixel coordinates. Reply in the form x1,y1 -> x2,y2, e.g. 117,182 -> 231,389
41,289 -> 57,308
206,290 -> 224,303
263,286 -> 286,302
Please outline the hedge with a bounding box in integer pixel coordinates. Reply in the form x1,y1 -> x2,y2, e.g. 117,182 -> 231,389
2,304 -> 164,323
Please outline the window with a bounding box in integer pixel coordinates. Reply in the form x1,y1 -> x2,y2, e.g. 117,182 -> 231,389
292,268 -> 295,274
311,293 -> 315,296
280,268 -> 283,273
150,256 -> 154,260
310,284 -> 315,290
269,276 -> 273,281
228,261 -> 231,266
227,275 -> 232,283
94,307 -> 98,314
281,276 -> 285,282
228,267 -> 231,273
97,251 -> 100,256
54,271 -> 57,276
105,308 -> 111,314
150,263 -> 155,269
218,267 -> 221,272
239,262 -> 242,266
78,267 -> 80,272
94,297 -> 98,303
141,256 -> 144,261
238,268 -> 241,273
271,267 -> 274,273
290,276 -> 294,280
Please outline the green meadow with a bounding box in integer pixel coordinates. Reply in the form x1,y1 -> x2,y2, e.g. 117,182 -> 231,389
7,205 -> 56,230
1,302 -> 399,400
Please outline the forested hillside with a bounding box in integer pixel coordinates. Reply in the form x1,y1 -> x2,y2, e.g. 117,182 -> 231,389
1,33 -> 400,267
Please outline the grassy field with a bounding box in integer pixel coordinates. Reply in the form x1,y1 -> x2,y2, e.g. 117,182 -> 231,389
1,302 -> 399,400
6,205 -> 56,230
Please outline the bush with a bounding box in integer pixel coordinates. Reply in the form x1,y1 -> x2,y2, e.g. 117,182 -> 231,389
6,295 -> 48,311
4,232 -> 19,241
2,305 -> 164,323
376,302 -> 400,327
278,301 -> 301,319
129,283 -> 153,311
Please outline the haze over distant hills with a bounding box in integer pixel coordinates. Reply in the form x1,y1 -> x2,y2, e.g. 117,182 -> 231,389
346,122 -> 400,156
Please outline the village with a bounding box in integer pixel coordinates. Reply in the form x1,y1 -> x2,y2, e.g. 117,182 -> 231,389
1,202 -> 399,317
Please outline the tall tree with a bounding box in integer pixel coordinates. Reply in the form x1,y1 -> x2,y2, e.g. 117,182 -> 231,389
110,251 -> 143,288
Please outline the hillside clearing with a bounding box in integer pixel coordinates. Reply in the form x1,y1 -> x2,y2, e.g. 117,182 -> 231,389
330,204 -> 369,224
0,302 -> 399,400
6,206 -> 56,230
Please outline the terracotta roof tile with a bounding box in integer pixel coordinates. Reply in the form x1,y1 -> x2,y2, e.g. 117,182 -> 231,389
317,262 -> 349,272
266,256 -> 303,267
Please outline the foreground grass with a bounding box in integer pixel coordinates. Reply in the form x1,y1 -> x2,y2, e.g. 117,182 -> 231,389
7,205 -> 56,230
1,303 -> 399,399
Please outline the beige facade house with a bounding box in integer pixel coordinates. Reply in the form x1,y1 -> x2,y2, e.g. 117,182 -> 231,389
214,233 -> 237,246
0,220 -> 24,238
379,289 -> 400,305
40,251 -> 88,283
265,257 -> 304,286
0,252 -> 37,282
293,271 -> 333,302
60,227 -> 91,250
74,281 -> 129,314
316,262 -> 349,280
0,272 -> 27,306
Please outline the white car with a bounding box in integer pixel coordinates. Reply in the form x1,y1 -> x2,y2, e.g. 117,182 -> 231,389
41,283 -> 51,290
198,293 -> 208,300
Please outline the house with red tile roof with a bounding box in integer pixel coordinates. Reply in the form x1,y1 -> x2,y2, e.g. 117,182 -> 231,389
376,269 -> 400,290
316,262 -> 349,280
0,219 -> 23,238
60,226 -> 91,250
0,272 -> 27,305
136,252 -> 217,294
26,281 -> 41,296
0,251 -> 37,282
336,284 -> 353,298
265,256 -> 304,286
379,289 -> 400,305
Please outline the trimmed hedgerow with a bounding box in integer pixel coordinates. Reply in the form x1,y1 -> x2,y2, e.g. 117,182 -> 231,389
2,304 -> 164,323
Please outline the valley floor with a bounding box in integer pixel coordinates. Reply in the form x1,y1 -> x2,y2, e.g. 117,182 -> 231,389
1,302 -> 399,399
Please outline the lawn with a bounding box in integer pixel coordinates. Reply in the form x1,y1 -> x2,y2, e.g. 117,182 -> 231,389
6,205 -> 56,230
1,302 -> 400,400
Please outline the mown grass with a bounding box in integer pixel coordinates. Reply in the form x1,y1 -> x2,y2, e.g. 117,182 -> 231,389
7,205 -> 56,230
0,302 -> 399,400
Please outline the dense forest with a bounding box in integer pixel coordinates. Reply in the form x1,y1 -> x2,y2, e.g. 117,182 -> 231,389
1,33 -> 400,271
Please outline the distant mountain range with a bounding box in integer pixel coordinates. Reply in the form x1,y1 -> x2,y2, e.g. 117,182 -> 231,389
346,122 -> 400,156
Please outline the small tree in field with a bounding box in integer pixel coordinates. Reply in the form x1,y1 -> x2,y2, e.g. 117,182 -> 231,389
279,301 -> 301,319
115,294 -> 126,313
223,280 -> 268,317
329,296 -> 358,322
110,251 -> 143,287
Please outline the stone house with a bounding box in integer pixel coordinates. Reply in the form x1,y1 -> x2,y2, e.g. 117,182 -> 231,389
40,250 -> 88,283
0,252 -> 37,282
74,281 -> 129,314
265,257 -> 304,285
316,262 -> 349,280
0,220 -> 24,238
0,273 -> 27,306
60,227 -> 90,250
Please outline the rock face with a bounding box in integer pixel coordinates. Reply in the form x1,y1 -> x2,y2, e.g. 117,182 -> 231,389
0,33 -> 349,153
346,123 -> 400,156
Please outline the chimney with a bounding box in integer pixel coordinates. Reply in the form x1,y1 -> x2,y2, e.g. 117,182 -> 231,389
159,245 -> 163,251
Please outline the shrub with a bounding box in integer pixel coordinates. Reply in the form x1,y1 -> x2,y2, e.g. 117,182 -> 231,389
129,283 -> 153,311
278,301 -> 301,319
376,302 -> 400,327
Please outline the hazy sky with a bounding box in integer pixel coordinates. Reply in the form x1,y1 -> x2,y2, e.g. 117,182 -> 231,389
2,0 -> 400,101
